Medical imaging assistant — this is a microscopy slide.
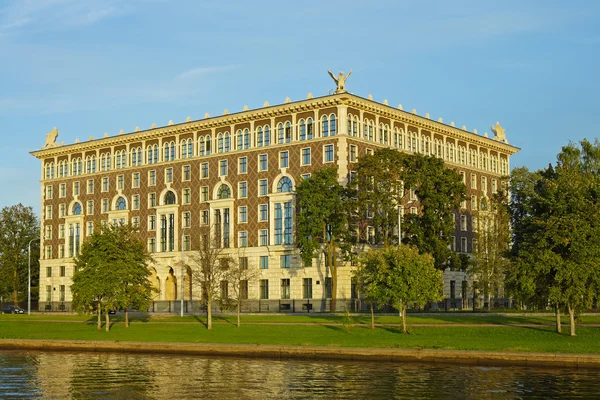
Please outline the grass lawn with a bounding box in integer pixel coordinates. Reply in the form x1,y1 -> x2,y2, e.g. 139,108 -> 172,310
1,314 -> 600,354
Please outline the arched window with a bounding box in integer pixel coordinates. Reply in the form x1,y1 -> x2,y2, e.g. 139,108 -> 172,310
257,127 -> 264,147
237,130 -> 243,150
330,114 -> 337,136
205,135 -> 212,154
218,134 -> 224,153
72,202 -> 82,215
224,133 -> 231,152
243,129 -> 250,149
307,118 -> 313,139
277,176 -> 293,192
264,126 -> 271,146
217,184 -> 231,199
199,137 -> 205,156
116,197 -> 127,210
164,191 -> 176,205
299,119 -> 306,141
284,122 -> 292,143
278,123 -> 284,144
322,115 -> 329,137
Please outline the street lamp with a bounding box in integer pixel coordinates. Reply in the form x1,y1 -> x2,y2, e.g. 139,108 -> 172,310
180,227 -> 187,317
27,238 -> 39,315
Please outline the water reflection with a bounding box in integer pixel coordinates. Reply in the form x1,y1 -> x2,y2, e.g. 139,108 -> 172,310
1,350 -> 600,399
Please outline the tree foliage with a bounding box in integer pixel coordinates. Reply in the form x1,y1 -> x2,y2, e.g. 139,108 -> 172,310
356,245 -> 443,333
71,224 -> 154,331
226,253 -> 261,328
0,204 -> 40,304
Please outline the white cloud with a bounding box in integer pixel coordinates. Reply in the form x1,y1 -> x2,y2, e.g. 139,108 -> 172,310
177,65 -> 240,80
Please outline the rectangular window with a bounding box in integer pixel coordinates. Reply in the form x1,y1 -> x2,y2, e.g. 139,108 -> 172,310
259,204 -> 268,221
87,221 -> 94,236
201,186 -> 209,202
460,171 -> 466,184
149,170 -> 157,186
281,279 -> 290,299
259,229 -> 268,246
258,154 -> 268,171
183,188 -> 191,204
45,285 -> 51,302
183,165 -> 191,181
471,196 -> 478,211
460,215 -> 467,231
450,280 -> 456,299
471,174 -> 477,189
275,201 -> 293,245
239,231 -> 248,247
280,254 -> 290,268
86,200 -> 94,215
59,244 -> 65,258
324,144 -> 334,163
73,181 -> 80,196
325,277 -> 333,299
149,193 -> 157,208
59,285 -> 65,302
260,255 -> 269,269
148,238 -> 156,253
59,224 -> 65,239
149,215 -> 156,231
461,237 -> 468,252
219,160 -> 228,176
201,210 -> 209,225
59,183 -> 66,198
102,199 -> 109,213
132,195 -> 140,210
259,279 -> 269,299
301,148 -> 311,166
303,278 -> 313,299
44,244 -> 51,259
132,217 -> 140,228
280,151 -> 289,168
45,225 -> 52,240
46,267 -> 52,277
492,179 -> 498,194
239,206 -> 247,223
349,145 -> 357,163
472,238 -> 478,253
482,176 -> 487,193
472,216 -> 478,232
259,179 -> 268,196
239,181 -> 247,198
220,280 -> 229,299
238,157 -> 247,174
183,211 -> 191,228
101,177 -> 108,192
183,235 -> 191,251
117,175 -> 124,190
60,266 -> 66,277
201,162 -> 209,179
301,173 -> 311,180
86,180 -> 94,194
239,257 -> 248,270
165,168 -> 173,183
60,203 -> 66,217
133,172 -> 140,188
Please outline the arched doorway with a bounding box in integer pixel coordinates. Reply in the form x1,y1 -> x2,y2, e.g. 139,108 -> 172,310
165,267 -> 177,300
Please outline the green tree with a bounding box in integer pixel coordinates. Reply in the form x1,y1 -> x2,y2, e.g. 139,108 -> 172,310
71,224 -> 154,331
469,183 -> 511,310
0,204 -> 40,305
226,253 -> 261,327
358,245 -> 443,333
296,167 -> 350,311
189,224 -> 233,330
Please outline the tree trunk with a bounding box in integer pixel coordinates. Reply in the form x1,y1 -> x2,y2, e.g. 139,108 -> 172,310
125,309 -> 129,328
13,266 -> 19,305
401,303 -> 407,334
329,240 -> 337,313
487,290 -> 492,311
97,303 -> 101,330
568,305 -> 576,337
207,296 -> 213,330
370,303 -> 375,330
105,309 -> 110,332
555,304 -> 561,334
237,300 -> 241,328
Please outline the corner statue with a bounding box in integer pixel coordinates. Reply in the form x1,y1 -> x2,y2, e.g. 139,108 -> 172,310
491,122 -> 508,144
328,69 -> 352,93
43,127 -> 59,149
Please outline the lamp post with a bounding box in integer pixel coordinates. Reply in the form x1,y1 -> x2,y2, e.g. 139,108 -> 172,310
180,227 -> 187,317
27,238 -> 39,315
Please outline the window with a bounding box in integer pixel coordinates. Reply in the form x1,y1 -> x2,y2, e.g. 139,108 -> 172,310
45,225 -> 52,240
325,277 -> 333,299
492,179 -> 498,194
73,181 -> 80,196
239,231 -> 248,247
201,186 -> 209,202
132,217 -> 139,228
472,216 -> 478,232
471,174 -> 477,189
280,254 -> 290,268
72,202 -> 82,215
281,279 -> 290,299
460,215 -> 467,231
183,165 -> 191,181
182,188 -> 191,204
149,193 -> 157,207
59,224 -> 65,239
461,237 -> 468,252
460,171 -> 466,184
238,181 -> 248,198
60,203 -> 66,217
260,255 -> 269,269
101,177 -> 108,192
277,177 -> 293,192
217,184 -> 231,199
45,205 -> 52,220
301,148 -> 311,166
201,162 -> 209,179
259,204 -> 268,221
303,278 -> 313,299
86,180 -> 93,194
165,168 -> 173,183
60,183 -> 66,197
149,170 -> 156,186
59,245 -> 65,258
60,266 -> 66,277
133,172 -> 140,188
324,144 -> 334,163
481,176 -> 488,193
450,280 -> 456,299
220,281 -> 229,299
46,266 -> 52,277
259,179 -> 268,196
238,157 -> 247,174
259,229 -> 268,246
59,285 -> 65,302
201,210 -> 209,225
102,199 -> 109,213
258,154 -> 268,171
301,173 -> 311,180
280,151 -> 289,168
45,285 -> 51,302
471,196 -> 478,211
183,211 -> 191,228
117,175 -> 124,190
148,238 -> 156,253
219,160 -> 228,176
183,235 -> 190,251
239,257 -> 248,270
259,279 -> 269,299
45,245 -> 52,259
164,191 -> 176,205
115,197 -> 126,210
275,202 -> 293,245
87,200 -> 94,215
239,206 -> 247,223
349,145 -> 357,163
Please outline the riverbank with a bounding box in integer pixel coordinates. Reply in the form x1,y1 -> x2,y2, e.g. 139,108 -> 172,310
1,339 -> 600,369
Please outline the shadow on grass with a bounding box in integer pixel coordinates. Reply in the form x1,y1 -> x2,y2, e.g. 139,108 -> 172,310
193,314 -> 207,328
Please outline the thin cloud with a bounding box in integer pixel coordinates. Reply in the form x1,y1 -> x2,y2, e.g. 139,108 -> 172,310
177,65 -> 240,80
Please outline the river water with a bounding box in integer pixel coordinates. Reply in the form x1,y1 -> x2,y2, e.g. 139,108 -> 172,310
1,350 -> 599,399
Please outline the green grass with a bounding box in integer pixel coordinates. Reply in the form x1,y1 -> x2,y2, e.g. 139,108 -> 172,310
1,314 -> 600,354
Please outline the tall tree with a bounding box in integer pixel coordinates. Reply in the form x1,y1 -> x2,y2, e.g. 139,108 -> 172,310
0,204 -> 40,305
296,167 -> 350,312
226,253 -> 261,327
469,183 -> 511,310
71,224 -> 154,331
189,225 -> 233,330
358,245 -> 443,333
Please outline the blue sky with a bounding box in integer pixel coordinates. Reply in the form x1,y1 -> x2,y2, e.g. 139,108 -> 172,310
1,0 -> 599,214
